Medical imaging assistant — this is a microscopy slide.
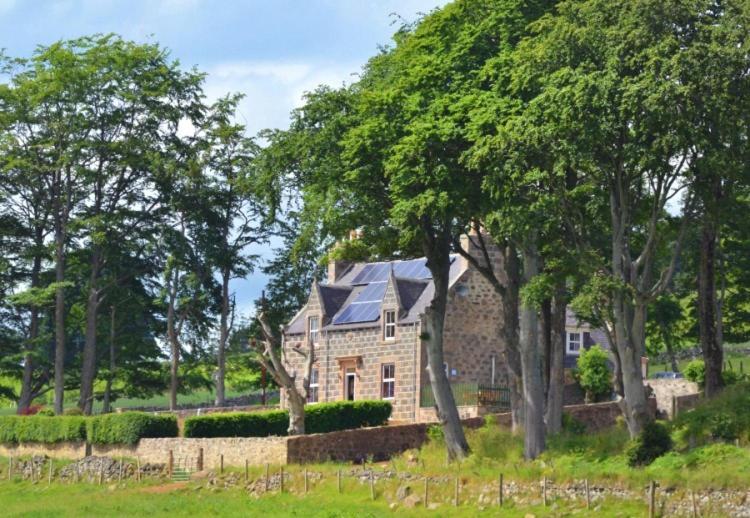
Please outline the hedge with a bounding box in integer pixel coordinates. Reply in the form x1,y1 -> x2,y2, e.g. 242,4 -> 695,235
184,400 -> 392,438
0,415 -> 87,444
0,412 -> 177,445
86,412 -> 179,445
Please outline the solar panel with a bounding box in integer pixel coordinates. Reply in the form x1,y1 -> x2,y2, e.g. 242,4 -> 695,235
332,301 -> 381,324
355,281 -> 387,303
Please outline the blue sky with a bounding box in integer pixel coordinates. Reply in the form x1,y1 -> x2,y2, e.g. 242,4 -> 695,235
0,0 -> 448,316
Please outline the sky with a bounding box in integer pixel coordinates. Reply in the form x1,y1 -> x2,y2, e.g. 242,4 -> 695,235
0,0 -> 449,316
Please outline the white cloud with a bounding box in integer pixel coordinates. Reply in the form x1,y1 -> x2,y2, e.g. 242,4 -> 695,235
204,59 -> 359,136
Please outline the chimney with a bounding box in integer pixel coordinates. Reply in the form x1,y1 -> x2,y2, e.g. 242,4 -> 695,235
327,230 -> 359,283
459,224 -> 501,272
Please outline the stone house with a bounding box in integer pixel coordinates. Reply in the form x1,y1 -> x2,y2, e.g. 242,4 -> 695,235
282,236 -> 609,422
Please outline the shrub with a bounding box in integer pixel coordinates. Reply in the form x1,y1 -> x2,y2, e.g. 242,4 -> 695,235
673,383 -> 750,448
561,412 -> 586,435
626,421 -> 673,466
684,359 -> 705,386
37,408 -> 55,417
722,369 -> 743,386
63,407 -> 84,416
0,415 -> 87,443
183,401 -> 392,438
183,409 -> 288,438
575,345 -> 611,402
87,413 -> 178,445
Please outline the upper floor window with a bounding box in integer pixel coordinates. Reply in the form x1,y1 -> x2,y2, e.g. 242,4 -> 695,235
384,310 -> 396,340
381,363 -> 395,399
566,332 -> 582,355
308,316 -> 319,344
307,368 -> 319,403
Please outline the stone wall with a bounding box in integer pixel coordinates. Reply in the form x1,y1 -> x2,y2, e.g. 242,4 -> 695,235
646,379 -> 701,419
0,441 -> 87,460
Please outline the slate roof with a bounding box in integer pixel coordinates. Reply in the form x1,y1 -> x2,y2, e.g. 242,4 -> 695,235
286,255 -> 465,334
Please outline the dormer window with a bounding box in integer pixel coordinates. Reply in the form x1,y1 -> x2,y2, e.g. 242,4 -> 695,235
308,316 -> 319,344
384,309 -> 396,340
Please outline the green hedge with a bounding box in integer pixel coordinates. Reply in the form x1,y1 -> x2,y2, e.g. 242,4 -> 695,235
87,412 -> 179,445
184,400 -> 392,438
0,415 -> 87,444
0,412 -> 177,445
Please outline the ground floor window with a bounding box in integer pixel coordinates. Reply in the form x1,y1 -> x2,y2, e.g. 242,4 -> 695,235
381,363 -> 395,399
307,368 -> 319,403
566,331 -> 582,355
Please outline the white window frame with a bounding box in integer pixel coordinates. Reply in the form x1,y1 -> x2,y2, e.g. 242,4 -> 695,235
381,363 -> 395,400
384,309 -> 396,340
566,331 -> 582,355
308,316 -> 319,344
307,368 -> 319,403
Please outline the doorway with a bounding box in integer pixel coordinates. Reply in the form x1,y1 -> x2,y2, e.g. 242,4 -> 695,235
345,368 -> 356,401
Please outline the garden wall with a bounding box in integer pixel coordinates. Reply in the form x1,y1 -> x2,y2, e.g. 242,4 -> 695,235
646,379 -> 700,418
0,401 -> 650,467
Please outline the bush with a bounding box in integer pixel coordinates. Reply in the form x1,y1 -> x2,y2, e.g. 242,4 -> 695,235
183,409 -> 288,438
37,408 -> 55,417
63,407 -> 84,416
0,415 -> 87,443
183,401 -> 392,438
684,359 -> 705,386
673,383 -> 750,448
561,412 -> 586,434
87,412 -> 178,445
575,345 -> 612,402
626,421 -> 673,466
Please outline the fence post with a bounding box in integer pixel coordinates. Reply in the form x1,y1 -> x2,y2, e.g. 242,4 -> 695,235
691,490 -> 698,518
98,462 -> 104,486
265,463 -> 270,492
118,458 -> 123,483
245,459 -> 249,482
7,456 -> 11,481
279,466 -> 284,493
337,469 -> 342,493
648,481 -> 656,518
304,468 -> 308,494
168,450 -> 173,478
197,448 -> 204,471
424,477 -> 428,508
48,458 -> 53,486
454,476 -> 459,507
585,479 -> 591,510
136,457 -> 141,482
543,476 -> 548,506
498,473 -> 503,506
220,454 -> 224,474
369,471 -> 375,500
671,395 -> 677,419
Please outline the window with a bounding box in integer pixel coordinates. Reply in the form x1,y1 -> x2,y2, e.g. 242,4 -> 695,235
307,368 -> 319,403
308,316 -> 319,344
381,363 -> 395,399
567,332 -> 582,355
384,310 -> 396,340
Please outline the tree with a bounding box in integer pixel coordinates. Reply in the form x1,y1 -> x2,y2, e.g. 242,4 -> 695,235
194,95 -> 269,407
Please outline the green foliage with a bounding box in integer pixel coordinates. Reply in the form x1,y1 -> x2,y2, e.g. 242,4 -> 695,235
37,408 -> 55,417
63,408 -> 83,416
561,413 -> 586,435
684,360 -> 706,386
0,415 -> 87,443
86,413 -> 178,445
673,383 -> 750,447
426,424 -> 444,443
183,409 -> 288,438
183,401 -> 391,438
626,421 -> 673,467
574,345 -> 611,401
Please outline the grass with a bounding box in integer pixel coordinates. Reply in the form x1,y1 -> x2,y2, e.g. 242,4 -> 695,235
649,342 -> 750,376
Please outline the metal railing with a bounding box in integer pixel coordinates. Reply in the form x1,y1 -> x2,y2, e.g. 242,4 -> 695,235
420,382 -> 510,409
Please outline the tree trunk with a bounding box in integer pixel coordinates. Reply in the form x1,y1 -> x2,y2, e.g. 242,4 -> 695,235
79,247 -> 102,415
545,284 -> 566,435
540,298 -> 552,405
500,243 -> 523,433
286,389 -> 306,435
215,268 -> 230,407
422,228 -> 469,461
102,306 -> 116,414
18,242 -> 43,414
519,242 -> 545,459
660,323 -> 680,373
53,196 -> 66,415
698,216 -> 723,397
167,270 -> 180,411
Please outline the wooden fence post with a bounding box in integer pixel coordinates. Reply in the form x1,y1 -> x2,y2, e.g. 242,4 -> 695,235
543,476 -> 548,506
136,457 -> 141,482
691,490 -> 698,518
98,463 -> 104,485
48,458 -> 53,485
585,479 -> 591,510
337,469 -> 342,493
118,458 -> 123,483
279,466 -> 284,493
648,481 -> 656,518
369,471 -> 375,500
7,456 -> 11,481
168,450 -> 173,478
304,468 -> 308,494
245,459 -> 249,482
197,448 -> 204,472
671,395 -> 677,419
220,454 -> 224,474
498,473 -> 503,506
265,463 -> 270,492
424,477 -> 428,508
454,476 -> 459,507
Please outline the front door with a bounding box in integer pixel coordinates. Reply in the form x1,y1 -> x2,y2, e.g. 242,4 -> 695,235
345,369 -> 355,401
